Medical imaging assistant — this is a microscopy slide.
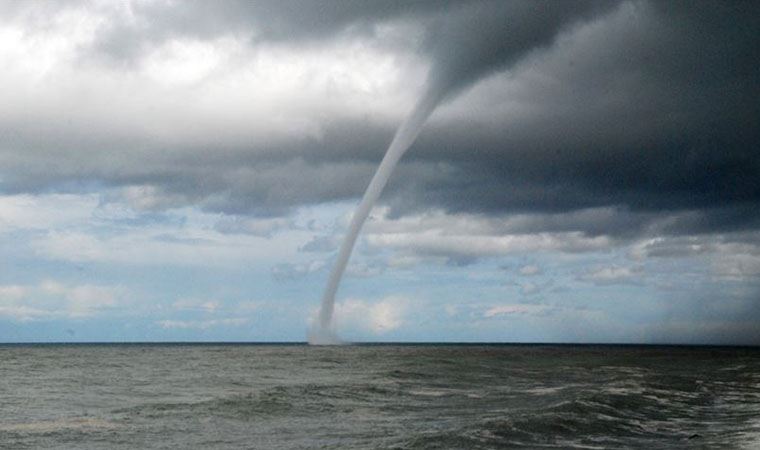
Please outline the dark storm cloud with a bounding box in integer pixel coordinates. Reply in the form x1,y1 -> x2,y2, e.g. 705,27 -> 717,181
1,0 -> 758,241
421,0 -> 612,102
386,0 -> 760,236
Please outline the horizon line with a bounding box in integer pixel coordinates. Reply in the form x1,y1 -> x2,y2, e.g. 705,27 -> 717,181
1,341 -> 758,348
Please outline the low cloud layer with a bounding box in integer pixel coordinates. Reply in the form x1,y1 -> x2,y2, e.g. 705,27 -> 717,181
0,280 -> 127,321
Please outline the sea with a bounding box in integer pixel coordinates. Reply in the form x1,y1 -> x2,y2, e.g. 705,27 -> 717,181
1,343 -> 759,449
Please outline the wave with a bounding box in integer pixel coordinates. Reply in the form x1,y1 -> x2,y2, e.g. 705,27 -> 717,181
0,417 -> 118,434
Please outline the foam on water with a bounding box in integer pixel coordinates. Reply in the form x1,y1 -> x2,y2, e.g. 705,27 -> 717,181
0,417 -> 117,433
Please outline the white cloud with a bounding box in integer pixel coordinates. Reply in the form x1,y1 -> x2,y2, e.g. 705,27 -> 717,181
0,9 -> 417,158
444,304 -> 460,317
0,280 -> 127,321
141,37 -> 234,86
387,254 -> 428,269
65,284 -> 120,317
578,265 -> 642,285
0,7 -> 102,81
363,208 -> 613,264
519,282 -> 540,295
34,232 -> 107,263
368,229 -> 610,260
483,304 -> 553,318
0,304 -> 52,322
333,296 -> 409,334
345,261 -> 385,278
0,194 -> 98,233
519,264 -> 541,276
214,216 -> 292,237
31,215 -> 304,268
171,299 -> 221,313
119,185 -> 194,212
271,260 -> 326,280
629,233 -> 760,282
156,318 -> 249,330
0,285 -> 26,300
711,253 -> 760,281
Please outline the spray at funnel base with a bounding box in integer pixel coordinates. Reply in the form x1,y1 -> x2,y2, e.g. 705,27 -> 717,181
307,326 -> 343,346
309,90 -> 442,345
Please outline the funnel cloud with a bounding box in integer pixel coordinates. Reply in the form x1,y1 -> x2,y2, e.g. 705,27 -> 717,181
312,1 -> 619,341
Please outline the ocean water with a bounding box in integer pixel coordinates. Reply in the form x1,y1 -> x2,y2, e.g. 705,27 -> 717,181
1,344 -> 759,449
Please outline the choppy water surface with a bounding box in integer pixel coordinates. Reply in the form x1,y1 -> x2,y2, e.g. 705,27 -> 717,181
1,344 -> 759,449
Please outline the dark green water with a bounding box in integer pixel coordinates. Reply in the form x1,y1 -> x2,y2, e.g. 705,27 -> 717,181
1,344 -> 759,449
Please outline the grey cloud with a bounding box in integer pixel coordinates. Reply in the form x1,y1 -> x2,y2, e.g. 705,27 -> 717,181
518,265 -> 542,276
300,235 -> 340,253
577,265 -> 644,286
383,0 -> 760,234
213,216 -> 291,237
83,0 -> 448,65
422,0 -> 614,103
152,233 -> 212,246
1,0 -> 758,246
271,260 -> 325,281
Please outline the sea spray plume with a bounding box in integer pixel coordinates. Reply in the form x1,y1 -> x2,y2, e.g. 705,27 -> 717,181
310,0 -> 615,344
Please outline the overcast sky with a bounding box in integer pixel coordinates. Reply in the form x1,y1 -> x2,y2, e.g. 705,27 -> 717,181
1,0 -> 758,343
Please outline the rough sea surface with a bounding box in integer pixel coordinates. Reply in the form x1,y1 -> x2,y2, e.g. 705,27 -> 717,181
1,344 -> 759,449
